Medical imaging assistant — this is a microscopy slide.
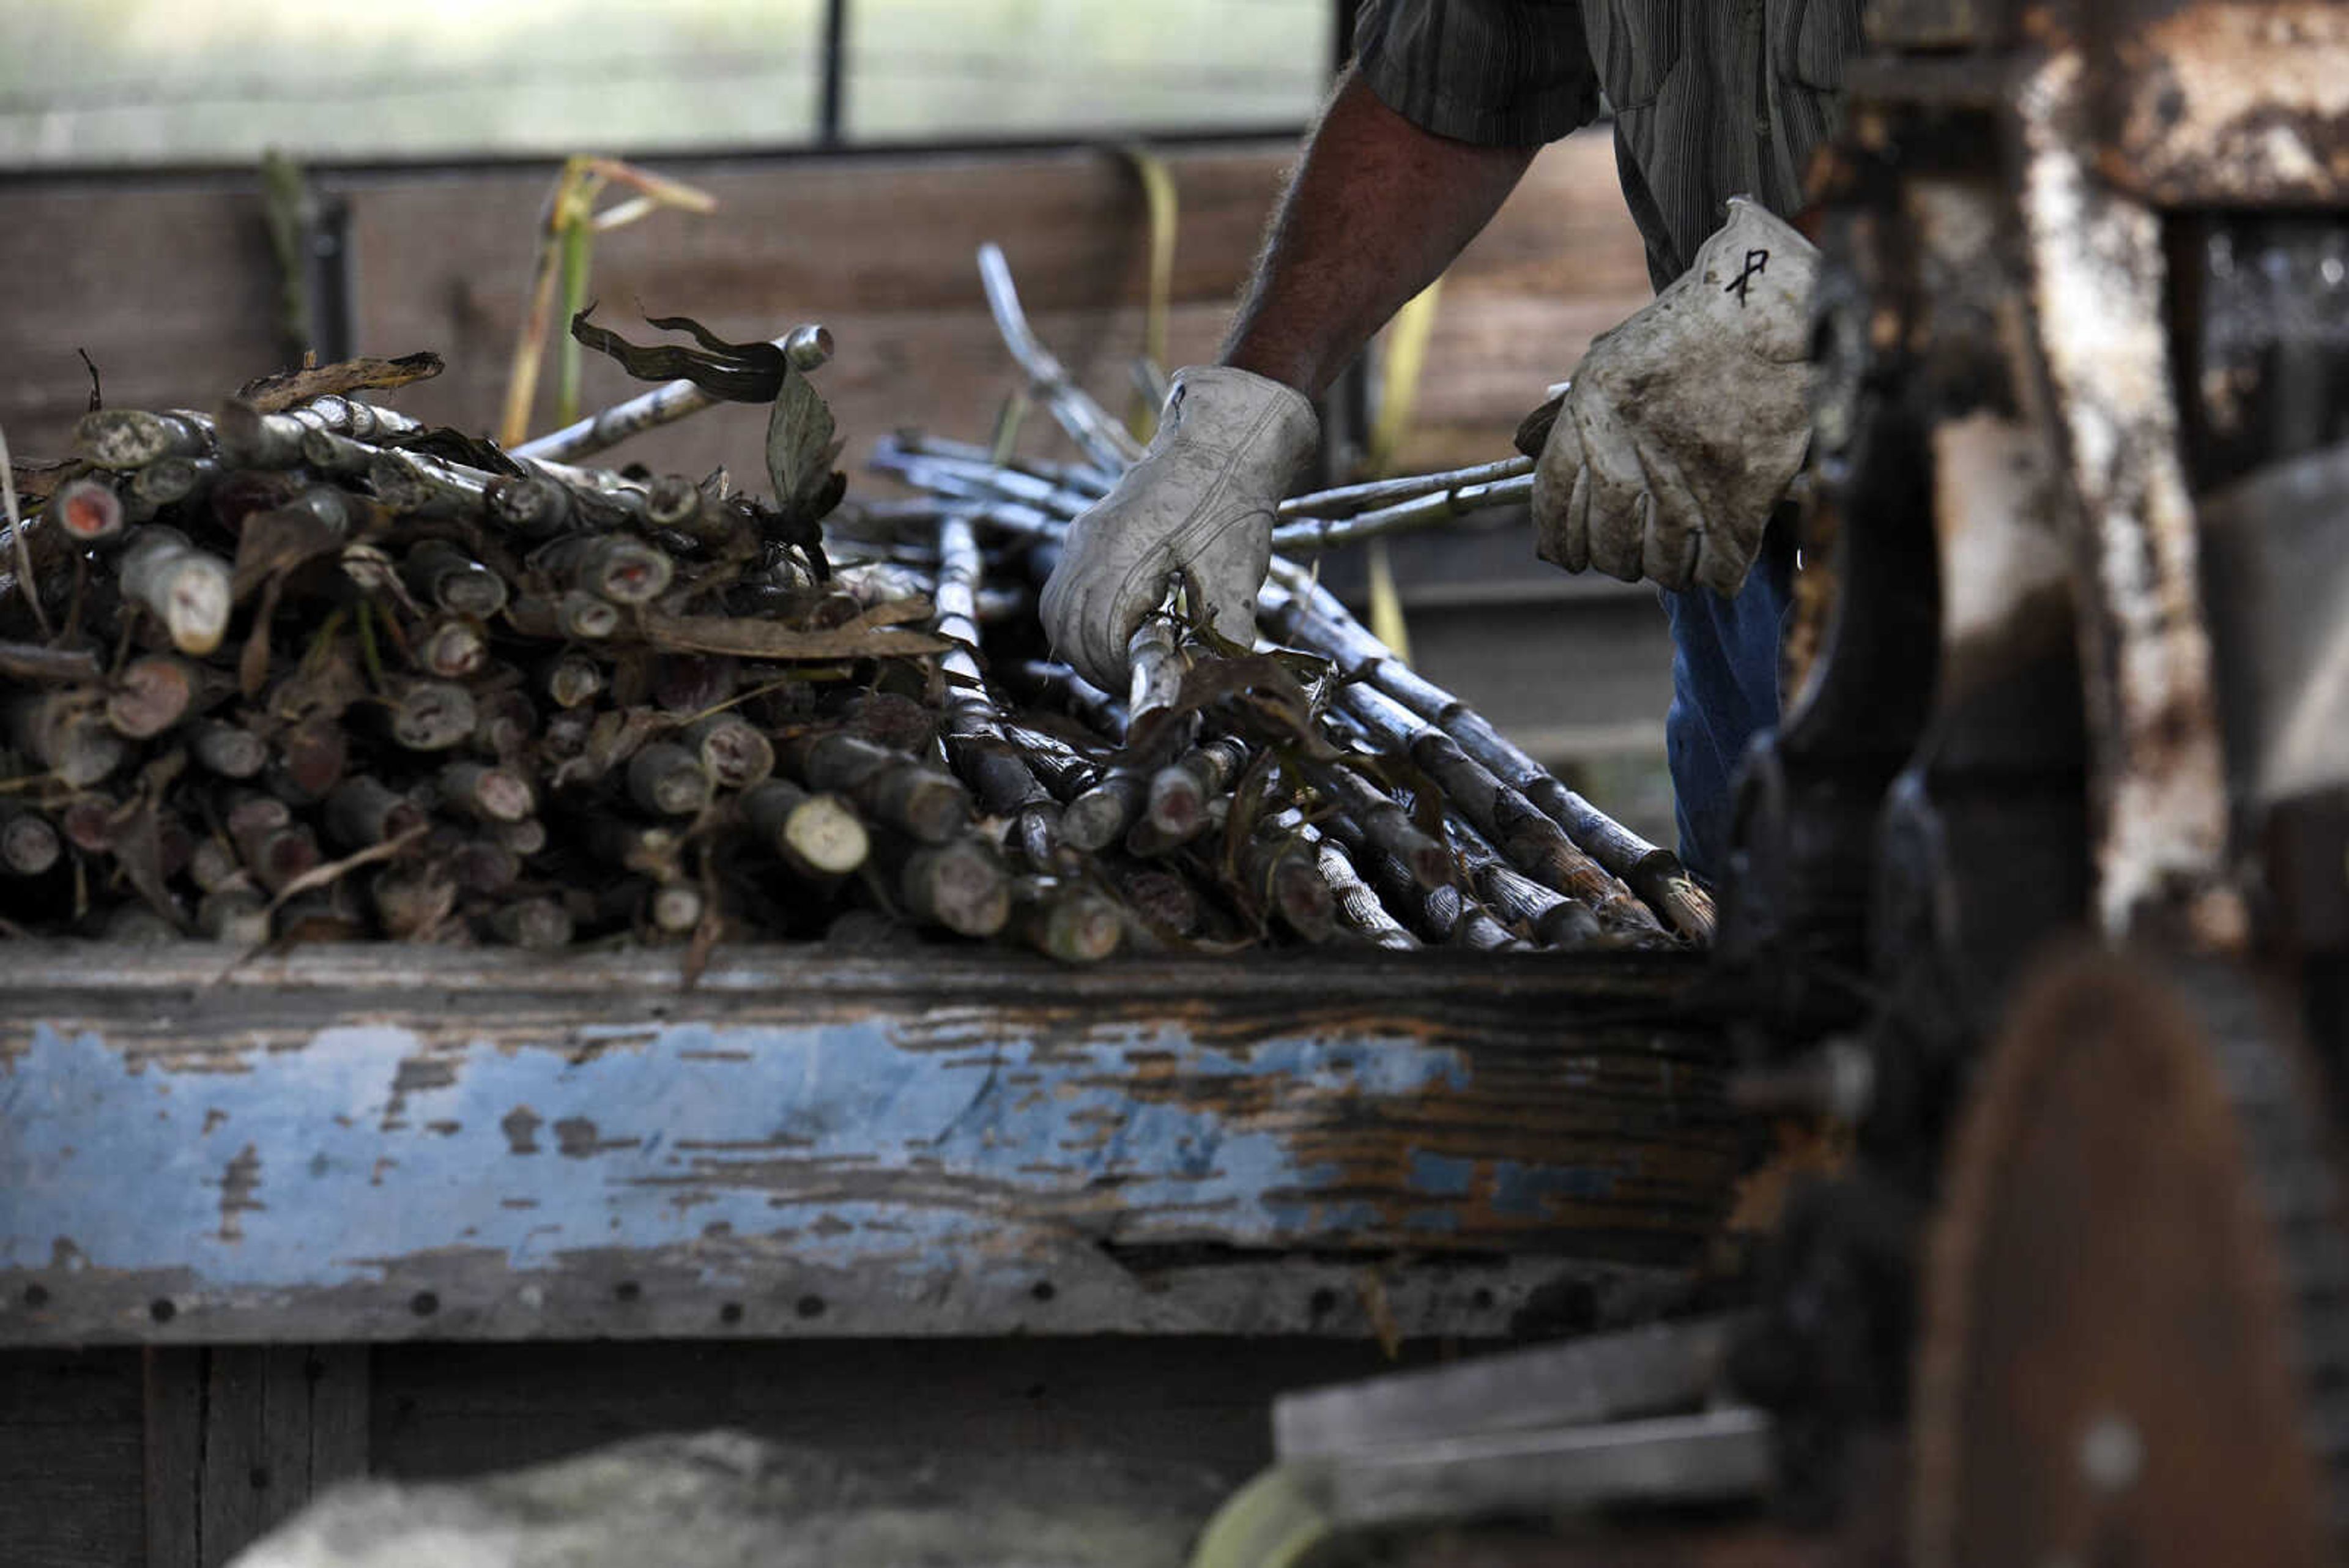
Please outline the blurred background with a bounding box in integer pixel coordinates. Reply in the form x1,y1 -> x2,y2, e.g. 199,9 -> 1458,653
0,0 -> 1329,162
0,0 -> 1675,841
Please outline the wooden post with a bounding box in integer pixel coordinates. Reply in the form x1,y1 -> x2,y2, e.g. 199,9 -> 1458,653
144,1346 -> 369,1568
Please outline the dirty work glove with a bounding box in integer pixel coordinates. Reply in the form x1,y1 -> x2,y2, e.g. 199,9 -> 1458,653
1532,196 -> 1817,596
1041,365 -> 1318,691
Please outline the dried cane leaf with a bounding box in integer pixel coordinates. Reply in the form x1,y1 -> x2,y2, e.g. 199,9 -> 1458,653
261,825 -> 428,922
7,459 -> 82,510
232,505 -> 343,603
637,611 -> 949,662
766,363 -> 841,521
841,599 -> 935,631
239,576 -> 284,697
237,352 -> 444,414
552,706 -> 670,790
110,794 -> 185,931
569,306 -> 792,403
391,426 -> 524,477
0,641 -> 103,685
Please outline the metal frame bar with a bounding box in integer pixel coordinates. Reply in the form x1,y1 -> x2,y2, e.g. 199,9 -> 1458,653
819,0 -> 848,147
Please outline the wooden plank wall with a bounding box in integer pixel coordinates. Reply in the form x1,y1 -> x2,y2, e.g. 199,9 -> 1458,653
0,132 -> 1647,483
0,135 -> 1676,794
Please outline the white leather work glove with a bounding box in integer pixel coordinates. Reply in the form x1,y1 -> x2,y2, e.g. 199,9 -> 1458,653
1531,196 -> 1817,597
1040,365 -> 1318,691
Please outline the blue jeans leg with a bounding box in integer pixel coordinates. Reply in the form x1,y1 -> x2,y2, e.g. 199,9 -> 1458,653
1660,533 -> 1797,884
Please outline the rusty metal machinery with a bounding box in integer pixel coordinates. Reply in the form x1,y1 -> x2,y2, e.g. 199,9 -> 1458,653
1713,0 -> 2349,1558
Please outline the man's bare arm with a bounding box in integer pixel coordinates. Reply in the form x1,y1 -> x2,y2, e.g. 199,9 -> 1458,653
1220,67 -> 1540,399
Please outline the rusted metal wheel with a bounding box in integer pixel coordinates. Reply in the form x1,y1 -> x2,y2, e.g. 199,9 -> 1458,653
1912,946 -> 2349,1567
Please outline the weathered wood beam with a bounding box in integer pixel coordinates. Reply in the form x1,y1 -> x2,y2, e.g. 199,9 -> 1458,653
0,943 -> 1739,1347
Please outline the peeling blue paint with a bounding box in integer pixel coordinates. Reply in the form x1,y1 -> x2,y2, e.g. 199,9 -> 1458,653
1,1013 -> 1507,1295
1407,1151 -> 1477,1197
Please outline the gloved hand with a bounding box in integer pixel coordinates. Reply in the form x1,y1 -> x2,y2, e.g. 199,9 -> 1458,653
1531,197 -> 1817,596
1040,365 -> 1318,691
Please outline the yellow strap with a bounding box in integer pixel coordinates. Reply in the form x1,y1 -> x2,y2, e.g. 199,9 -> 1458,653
1118,143 -> 1180,444
1367,277 -> 1442,478
1186,1467 -> 1335,1568
500,157 -> 719,446
1365,540 -> 1412,664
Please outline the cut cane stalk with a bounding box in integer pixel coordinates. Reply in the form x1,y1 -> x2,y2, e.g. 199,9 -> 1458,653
681,713 -> 774,790
541,651 -> 606,709
189,719 -> 271,780
48,475 -> 125,543
1124,615 -> 1188,735
487,896 -> 574,951
996,723 -> 1099,803
648,877 -> 704,935
188,836 -> 246,894
438,760 -> 536,824
1297,753 -> 1451,891
367,450 -> 492,519
930,505 -> 1073,872
653,655 -> 738,715
742,779 -> 870,878
0,640 -> 105,686
1266,808 -> 1417,951
102,907 -> 180,945
0,807 -> 61,877
1013,877 -> 1124,965
416,616 -> 492,680
132,456 -> 222,512
1277,456 -> 1535,521
1240,832 -> 1337,943
447,836 -> 522,896
782,731 -> 970,845
372,866 -> 458,938
1270,473 -> 1533,555
1321,809 -> 1526,952
1262,570 -> 1709,940
103,655 -> 196,739
1063,769 -> 1149,853
975,243 -> 1142,477
1315,837 -> 1419,949
891,836 -> 1011,938
486,474 -> 576,538
626,741 -> 714,817
198,887 -> 272,945
404,540 -> 510,619
469,688 -> 538,764
6,690 -> 124,787
324,776 -> 428,850
554,590 -> 622,641
494,817 -> 548,857
266,714 -> 349,804
75,409 -> 209,470
119,527 -> 233,655
58,795 -> 119,854
537,533 -> 674,605
1338,680 -> 1657,932
1146,736 -> 1249,844
1111,863 -> 1200,937
388,681 -> 478,752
